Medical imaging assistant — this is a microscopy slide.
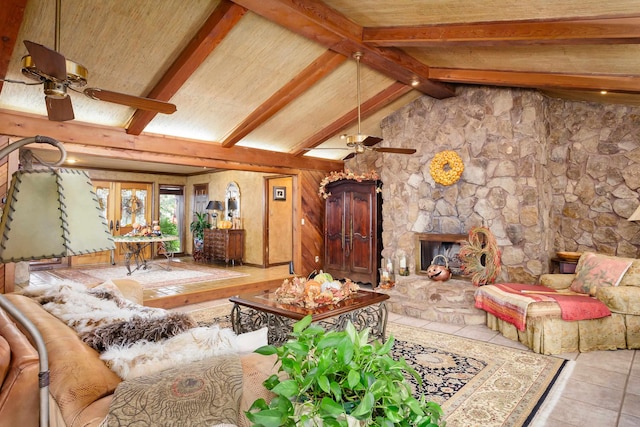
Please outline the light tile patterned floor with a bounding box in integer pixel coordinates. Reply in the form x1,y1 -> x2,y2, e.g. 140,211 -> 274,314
174,297 -> 640,427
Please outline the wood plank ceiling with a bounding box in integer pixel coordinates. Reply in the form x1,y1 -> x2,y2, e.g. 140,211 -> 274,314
0,0 -> 638,174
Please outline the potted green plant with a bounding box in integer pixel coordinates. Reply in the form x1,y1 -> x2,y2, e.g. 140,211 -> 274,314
189,212 -> 212,250
246,316 -> 444,427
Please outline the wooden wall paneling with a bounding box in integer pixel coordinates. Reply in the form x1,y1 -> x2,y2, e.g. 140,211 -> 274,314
299,169 -> 327,276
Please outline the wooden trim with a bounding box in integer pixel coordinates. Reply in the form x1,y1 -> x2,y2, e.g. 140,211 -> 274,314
363,16 -> 640,47
429,68 -> 640,93
0,109 -> 344,172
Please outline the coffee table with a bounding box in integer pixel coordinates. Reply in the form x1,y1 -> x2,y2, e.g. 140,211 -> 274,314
230,290 -> 389,345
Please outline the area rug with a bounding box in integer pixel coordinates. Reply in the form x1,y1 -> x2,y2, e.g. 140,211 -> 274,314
191,304 -> 567,427
49,263 -> 249,290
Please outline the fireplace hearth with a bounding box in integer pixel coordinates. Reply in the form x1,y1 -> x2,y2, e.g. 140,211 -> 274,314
415,233 -> 468,279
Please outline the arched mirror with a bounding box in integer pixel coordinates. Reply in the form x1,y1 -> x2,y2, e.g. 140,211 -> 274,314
226,182 -> 240,221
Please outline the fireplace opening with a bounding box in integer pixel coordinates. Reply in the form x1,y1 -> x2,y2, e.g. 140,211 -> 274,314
415,233 -> 468,278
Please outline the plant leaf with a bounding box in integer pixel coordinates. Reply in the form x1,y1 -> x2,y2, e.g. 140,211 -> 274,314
271,379 -> 300,398
293,315 -> 313,333
350,390 -> 375,419
319,396 -> 346,417
245,408 -> 286,427
254,345 -> 277,355
318,374 -> 331,394
347,369 -> 360,389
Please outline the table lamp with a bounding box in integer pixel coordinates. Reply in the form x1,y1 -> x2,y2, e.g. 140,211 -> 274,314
0,135 -> 115,426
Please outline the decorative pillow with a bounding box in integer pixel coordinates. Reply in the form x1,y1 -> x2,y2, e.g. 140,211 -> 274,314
569,252 -> 633,295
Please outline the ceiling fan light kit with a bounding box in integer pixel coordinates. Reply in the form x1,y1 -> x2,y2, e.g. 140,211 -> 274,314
11,1 -> 176,122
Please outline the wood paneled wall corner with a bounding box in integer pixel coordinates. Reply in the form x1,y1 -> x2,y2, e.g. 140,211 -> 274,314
299,170 -> 326,276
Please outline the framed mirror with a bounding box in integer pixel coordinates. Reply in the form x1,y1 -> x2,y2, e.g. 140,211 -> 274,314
226,181 -> 240,220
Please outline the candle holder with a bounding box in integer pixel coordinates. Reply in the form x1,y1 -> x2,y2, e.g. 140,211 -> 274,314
379,268 -> 395,289
398,254 -> 410,276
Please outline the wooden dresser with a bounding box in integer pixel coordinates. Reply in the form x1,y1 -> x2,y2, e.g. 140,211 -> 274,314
203,228 -> 244,266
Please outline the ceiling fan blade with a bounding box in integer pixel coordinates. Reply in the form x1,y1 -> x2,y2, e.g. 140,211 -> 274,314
84,88 -> 177,114
373,147 -> 417,155
45,95 -> 74,121
24,40 -> 67,81
343,153 -> 356,160
363,136 -> 383,147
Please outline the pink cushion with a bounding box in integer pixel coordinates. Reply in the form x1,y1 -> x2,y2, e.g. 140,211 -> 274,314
570,252 -> 632,295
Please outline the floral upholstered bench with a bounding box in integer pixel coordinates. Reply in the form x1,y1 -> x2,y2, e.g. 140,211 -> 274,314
474,252 -> 640,354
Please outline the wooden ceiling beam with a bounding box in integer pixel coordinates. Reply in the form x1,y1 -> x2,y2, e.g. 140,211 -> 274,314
126,0 -> 247,135
232,0 -> 454,99
290,81 -> 412,156
31,142 -> 306,174
0,109 -> 343,172
0,0 -> 28,92
363,16 -> 640,47
429,68 -> 640,93
221,50 -> 347,148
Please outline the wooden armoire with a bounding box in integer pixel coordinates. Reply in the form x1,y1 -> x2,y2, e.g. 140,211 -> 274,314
323,180 -> 382,287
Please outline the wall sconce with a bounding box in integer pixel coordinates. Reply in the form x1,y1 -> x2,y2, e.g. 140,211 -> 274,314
0,135 -> 115,426
628,204 -> 640,221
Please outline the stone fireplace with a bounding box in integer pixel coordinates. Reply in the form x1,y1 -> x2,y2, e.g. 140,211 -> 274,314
350,86 -> 640,324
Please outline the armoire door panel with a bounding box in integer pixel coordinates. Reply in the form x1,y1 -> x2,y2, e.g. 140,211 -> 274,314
323,180 -> 381,287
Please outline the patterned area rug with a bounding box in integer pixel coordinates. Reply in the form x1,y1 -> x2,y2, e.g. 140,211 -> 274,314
49,262 -> 248,290
191,304 -> 567,427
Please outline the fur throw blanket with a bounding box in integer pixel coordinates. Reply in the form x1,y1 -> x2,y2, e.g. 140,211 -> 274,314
100,325 -> 239,379
22,280 -> 245,380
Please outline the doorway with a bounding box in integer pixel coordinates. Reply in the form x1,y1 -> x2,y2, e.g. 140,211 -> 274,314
159,185 -> 185,255
72,181 -> 153,266
265,176 -> 293,267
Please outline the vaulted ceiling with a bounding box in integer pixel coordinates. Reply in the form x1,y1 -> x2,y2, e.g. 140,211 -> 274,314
0,0 -> 639,174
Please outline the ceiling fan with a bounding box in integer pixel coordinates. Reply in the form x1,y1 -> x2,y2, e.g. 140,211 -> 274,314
331,52 -> 416,160
16,0 -> 176,122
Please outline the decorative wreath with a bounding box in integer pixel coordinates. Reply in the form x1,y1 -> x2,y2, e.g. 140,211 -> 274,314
429,150 -> 464,186
458,226 -> 501,286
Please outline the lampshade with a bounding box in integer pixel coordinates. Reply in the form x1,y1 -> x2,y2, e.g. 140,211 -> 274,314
228,199 -> 238,210
205,200 -> 215,210
212,200 -> 224,211
628,204 -> 640,221
0,168 -> 115,262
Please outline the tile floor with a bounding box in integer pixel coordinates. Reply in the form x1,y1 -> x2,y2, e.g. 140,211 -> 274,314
173,297 -> 640,427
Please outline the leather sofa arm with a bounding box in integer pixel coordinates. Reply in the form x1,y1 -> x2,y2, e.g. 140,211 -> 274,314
595,286 -> 640,316
539,274 -> 575,290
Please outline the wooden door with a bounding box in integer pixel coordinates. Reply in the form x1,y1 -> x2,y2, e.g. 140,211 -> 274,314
348,187 -> 375,276
324,190 -> 347,273
72,181 -> 152,266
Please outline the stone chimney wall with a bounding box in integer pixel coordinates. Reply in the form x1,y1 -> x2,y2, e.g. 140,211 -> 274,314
375,86 -> 552,284
345,86 -> 640,323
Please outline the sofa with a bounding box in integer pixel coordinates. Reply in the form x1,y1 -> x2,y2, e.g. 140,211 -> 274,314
475,252 -> 640,354
0,279 -> 276,427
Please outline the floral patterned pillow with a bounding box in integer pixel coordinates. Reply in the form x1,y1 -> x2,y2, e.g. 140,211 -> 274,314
569,252 -> 633,295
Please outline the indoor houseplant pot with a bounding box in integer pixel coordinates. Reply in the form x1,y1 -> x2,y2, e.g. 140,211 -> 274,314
246,316 -> 444,427
189,212 -> 212,250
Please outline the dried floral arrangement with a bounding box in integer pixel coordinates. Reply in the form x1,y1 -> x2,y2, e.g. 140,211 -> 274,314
318,169 -> 380,199
274,273 -> 360,308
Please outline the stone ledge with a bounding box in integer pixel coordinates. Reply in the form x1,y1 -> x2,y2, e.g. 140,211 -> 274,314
378,277 -> 486,325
